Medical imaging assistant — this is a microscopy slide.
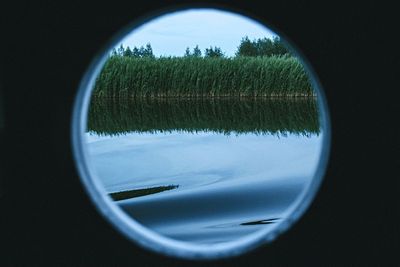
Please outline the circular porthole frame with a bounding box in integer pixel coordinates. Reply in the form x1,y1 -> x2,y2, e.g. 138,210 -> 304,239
71,4 -> 331,260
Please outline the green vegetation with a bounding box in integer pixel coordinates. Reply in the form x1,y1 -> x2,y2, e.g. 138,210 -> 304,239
204,46 -> 225,58
87,97 -> 320,136
184,45 -> 202,57
92,36 -> 313,98
112,43 -> 155,58
93,55 -> 312,98
235,36 -> 291,57
109,185 -> 179,201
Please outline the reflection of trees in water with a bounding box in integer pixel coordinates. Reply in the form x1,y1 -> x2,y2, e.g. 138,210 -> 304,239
87,97 -> 320,136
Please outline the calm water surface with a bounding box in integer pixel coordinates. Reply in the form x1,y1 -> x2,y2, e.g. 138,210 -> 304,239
85,99 -> 322,244
85,98 -> 322,244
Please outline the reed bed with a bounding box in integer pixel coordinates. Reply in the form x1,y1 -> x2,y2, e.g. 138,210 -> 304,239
93,55 -> 314,98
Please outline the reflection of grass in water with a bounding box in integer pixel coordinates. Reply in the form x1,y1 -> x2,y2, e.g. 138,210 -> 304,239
109,185 -> 179,201
87,97 -> 320,136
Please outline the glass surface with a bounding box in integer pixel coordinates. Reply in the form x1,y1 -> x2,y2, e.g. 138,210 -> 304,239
84,98 -> 322,244
74,8 -> 329,258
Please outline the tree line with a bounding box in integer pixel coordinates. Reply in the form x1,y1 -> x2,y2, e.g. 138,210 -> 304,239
111,36 -> 291,58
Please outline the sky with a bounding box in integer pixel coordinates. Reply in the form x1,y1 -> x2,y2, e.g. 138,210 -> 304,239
116,9 -> 276,57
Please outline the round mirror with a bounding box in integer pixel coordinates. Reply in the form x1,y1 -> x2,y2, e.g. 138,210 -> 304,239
72,7 -> 330,259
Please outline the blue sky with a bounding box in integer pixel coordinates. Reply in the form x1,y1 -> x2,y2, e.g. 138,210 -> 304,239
116,8 -> 276,57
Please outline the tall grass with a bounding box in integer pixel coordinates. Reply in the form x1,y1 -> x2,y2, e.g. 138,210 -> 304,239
87,97 -> 320,136
93,55 -> 314,98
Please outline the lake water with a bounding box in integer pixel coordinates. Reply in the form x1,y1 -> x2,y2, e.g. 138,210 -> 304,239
85,98 -> 322,244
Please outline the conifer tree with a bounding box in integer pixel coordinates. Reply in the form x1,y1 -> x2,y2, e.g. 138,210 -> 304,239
192,45 -> 202,57
123,46 -> 133,57
204,46 -> 224,58
184,47 -> 191,57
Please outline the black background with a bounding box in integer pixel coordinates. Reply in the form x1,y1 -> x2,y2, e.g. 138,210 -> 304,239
0,1 -> 399,266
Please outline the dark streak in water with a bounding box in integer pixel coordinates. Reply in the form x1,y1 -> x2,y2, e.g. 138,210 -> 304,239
109,185 -> 179,201
240,218 -> 279,226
